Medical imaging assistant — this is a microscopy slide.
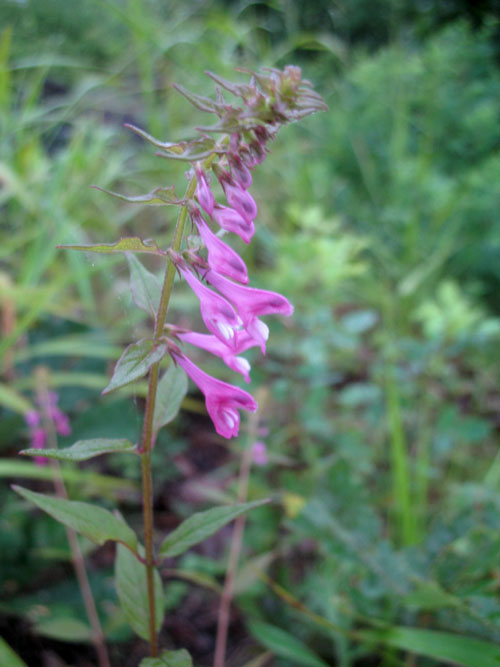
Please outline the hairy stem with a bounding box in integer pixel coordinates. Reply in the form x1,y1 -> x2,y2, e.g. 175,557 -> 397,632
138,174 -> 198,656
36,369 -> 110,667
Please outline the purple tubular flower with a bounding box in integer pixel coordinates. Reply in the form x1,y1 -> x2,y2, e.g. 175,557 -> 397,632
195,163 -> 214,216
24,410 -> 40,428
192,210 -> 249,284
178,330 -> 257,383
212,204 -> 255,244
31,427 -> 48,466
173,352 -> 257,438
179,265 -> 243,348
229,154 -> 252,189
50,407 -> 71,436
206,270 -> 294,352
222,181 -> 258,224
251,441 -> 268,465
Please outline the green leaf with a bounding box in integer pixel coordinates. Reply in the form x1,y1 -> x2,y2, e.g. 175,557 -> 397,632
115,544 -> 164,641
35,617 -> 92,643
159,499 -> 268,559
13,486 -> 138,553
140,649 -> 193,667
248,621 -> 329,667
91,184 -> 179,206
360,626 -> 500,667
0,384 -> 34,414
58,237 -> 166,256
0,636 -> 27,667
153,364 -> 188,434
103,339 -> 168,394
20,438 -> 137,462
126,254 -> 162,317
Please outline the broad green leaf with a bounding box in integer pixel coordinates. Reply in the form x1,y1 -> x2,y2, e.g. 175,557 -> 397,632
35,617 -> 92,643
0,384 -> 33,414
0,636 -> 27,667
13,486 -> 137,553
360,626 -> 500,667
404,581 -> 460,611
126,254 -> 162,317
21,438 -> 137,462
159,499 -> 268,559
248,621 -> 329,667
91,184 -> 179,206
103,339 -> 168,394
58,237 -> 166,256
153,364 -> 188,434
115,544 -> 164,641
140,649 -> 193,667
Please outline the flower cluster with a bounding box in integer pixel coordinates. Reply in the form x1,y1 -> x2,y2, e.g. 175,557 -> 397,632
158,67 -> 326,439
24,391 -> 71,465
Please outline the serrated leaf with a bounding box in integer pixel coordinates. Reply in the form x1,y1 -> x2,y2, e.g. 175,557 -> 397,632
0,636 -> 27,667
159,499 -> 268,559
248,621 -> 329,667
126,254 -> 162,317
140,649 -> 193,667
153,364 -> 188,434
115,543 -> 164,641
35,617 -> 92,643
13,486 -> 137,552
0,383 -> 34,414
91,184 -> 179,206
20,438 -> 136,462
103,339 -> 168,394
58,237 -> 166,256
360,627 -> 500,667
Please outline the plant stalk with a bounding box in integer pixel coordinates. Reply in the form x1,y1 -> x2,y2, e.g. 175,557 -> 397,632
214,391 -> 263,667
138,174 -> 198,656
36,368 -> 110,667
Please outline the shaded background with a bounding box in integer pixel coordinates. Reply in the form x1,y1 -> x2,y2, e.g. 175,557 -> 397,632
2,0 -> 500,664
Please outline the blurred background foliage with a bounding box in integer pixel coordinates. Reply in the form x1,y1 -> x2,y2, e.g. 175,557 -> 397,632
2,0 -> 500,665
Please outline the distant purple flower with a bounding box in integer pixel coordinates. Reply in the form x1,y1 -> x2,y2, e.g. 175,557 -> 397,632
173,352 -> 257,438
206,271 -> 294,352
25,410 -> 40,428
178,265 -> 243,348
178,330 -> 258,383
191,209 -> 248,284
251,441 -> 268,465
212,204 -> 255,244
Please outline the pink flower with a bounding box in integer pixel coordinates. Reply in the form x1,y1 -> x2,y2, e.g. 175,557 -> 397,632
179,265 -> 242,348
229,153 -> 252,189
50,407 -> 71,436
173,353 -> 257,438
178,330 -> 258,383
212,204 -> 255,244
206,271 -> 294,352
31,427 -> 48,466
24,411 -> 40,428
191,210 -> 248,284
251,441 -> 268,465
195,163 -> 214,216
221,181 -> 257,224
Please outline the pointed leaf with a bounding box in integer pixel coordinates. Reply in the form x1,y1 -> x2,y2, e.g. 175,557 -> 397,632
360,626 -> 500,667
58,237 -> 166,256
91,184 -> 180,206
13,486 -> 137,552
159,499 -> 268,559
115,543 -> 164,641
0,637 -> 27,667
153,364 -> 188,434
20,438 -> 136,462
172,83 -> 220,113
103,339 -> 168,394
126,254 -> 162,317
248,621 -> 329,667
205,71 -> 249,96
140,649 -> 193,667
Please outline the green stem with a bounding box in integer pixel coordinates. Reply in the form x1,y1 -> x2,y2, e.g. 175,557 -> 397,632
138,175 -> 198,656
